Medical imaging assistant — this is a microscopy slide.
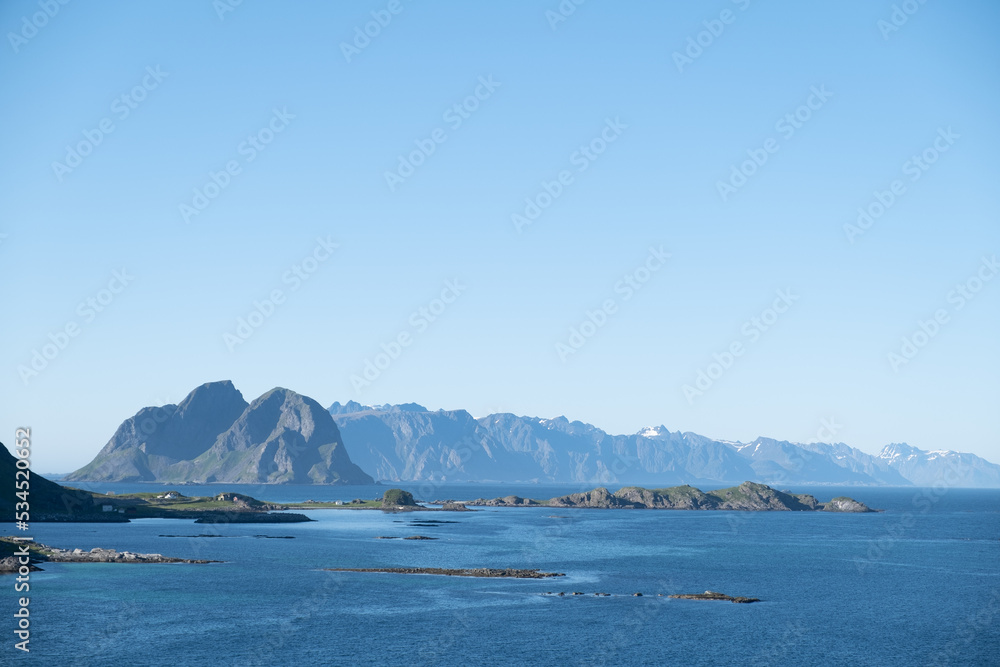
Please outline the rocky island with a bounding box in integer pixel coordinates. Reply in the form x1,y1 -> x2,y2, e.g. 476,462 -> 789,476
326,567 -> 564,579
668,590 -> 761,603
462,481 -> 877,512
0,537 -> 221,573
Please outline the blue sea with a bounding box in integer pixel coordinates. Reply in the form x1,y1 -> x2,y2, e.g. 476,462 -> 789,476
4,484 -> 998,665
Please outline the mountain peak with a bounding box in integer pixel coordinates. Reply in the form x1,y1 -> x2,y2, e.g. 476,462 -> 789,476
879,442 -> 921,459
328,400 -> 371,415
328,401 -> 429,415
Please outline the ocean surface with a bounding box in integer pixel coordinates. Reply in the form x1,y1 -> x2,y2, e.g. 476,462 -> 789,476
5,484 -> 998,665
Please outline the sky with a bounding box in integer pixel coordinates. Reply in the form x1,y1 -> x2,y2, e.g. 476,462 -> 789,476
1,0 -> 998,472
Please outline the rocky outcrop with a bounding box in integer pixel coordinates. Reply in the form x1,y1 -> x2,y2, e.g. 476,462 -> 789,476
668,591 -> 760,603
465,495 -> 542,507
467,481 -> 876,512
821,497 -> 876,513
0,537 -> 220,573
326,567 -> 564,578
381,489 -> 417,508
44,547 -> 221,564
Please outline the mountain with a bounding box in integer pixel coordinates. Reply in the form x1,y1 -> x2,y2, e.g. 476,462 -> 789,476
66,380 -> 248,482
331,407 -> 522,483
877,443 -> 1000,487
67,384 -> 373,484
331,403 -> 1000,487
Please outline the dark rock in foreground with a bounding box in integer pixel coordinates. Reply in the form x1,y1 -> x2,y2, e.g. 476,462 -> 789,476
466,481 -> 877,512
326,567 -> 564,578
668,590 -> 760,603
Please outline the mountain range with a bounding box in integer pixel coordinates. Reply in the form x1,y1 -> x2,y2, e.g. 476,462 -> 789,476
65,384 -> 1000,487
330,401 -> 1000,488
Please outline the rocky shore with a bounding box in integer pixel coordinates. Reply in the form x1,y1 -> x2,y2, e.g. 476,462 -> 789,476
326,567 -> 565,578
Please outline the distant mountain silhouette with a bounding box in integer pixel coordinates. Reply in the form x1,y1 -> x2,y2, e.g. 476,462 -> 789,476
332,403 -> 1000,488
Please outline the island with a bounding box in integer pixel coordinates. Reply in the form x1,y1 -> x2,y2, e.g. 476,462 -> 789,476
458,481 -> 877,512
668,590 -> 761,603
326,567 -> 565,579
0,537 -> 222,573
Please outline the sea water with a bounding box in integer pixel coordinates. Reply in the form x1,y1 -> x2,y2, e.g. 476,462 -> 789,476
5,485 -> 998,665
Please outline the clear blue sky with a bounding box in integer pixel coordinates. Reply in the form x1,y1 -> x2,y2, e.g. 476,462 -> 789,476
2,0 -> 997,471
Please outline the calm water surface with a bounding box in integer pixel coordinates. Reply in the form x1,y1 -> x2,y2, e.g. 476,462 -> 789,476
5,485 -> 998,665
